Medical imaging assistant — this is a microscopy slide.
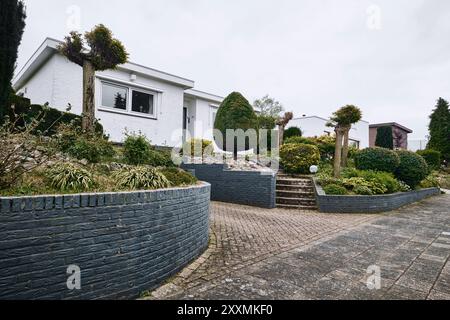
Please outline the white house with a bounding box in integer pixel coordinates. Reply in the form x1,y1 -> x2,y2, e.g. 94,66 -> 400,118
287,116 -> 370,149
13,38 -> 223,147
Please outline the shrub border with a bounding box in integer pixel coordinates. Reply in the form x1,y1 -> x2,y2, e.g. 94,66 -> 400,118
313,178 -> 441,213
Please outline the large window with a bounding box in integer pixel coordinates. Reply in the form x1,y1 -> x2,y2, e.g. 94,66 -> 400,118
100,81 -> 157,118
132,90 -> 154,115
102,83 -> 128,110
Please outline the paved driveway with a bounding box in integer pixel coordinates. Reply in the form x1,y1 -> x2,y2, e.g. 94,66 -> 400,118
150,195 -> 450,300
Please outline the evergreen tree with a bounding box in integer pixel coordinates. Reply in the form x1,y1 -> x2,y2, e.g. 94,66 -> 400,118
375,126 -> 394,149
427,98 -> 450,161
0,0 -> 26,122
214,92 -> 257,159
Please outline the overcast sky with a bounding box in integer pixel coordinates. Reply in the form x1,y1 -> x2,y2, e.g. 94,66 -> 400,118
16,0 -> 450,139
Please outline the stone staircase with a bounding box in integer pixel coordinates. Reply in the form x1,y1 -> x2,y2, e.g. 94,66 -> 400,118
276,173 -> 318,210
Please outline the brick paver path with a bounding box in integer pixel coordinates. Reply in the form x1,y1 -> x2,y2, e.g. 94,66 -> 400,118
149,195 -> 450,300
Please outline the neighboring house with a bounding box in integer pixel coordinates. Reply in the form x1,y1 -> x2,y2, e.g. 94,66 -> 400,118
286,116 -> 370,149
369,123 -> 413,150
13,38 -> 223,147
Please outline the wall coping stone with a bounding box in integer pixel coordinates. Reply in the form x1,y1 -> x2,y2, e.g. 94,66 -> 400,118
0,182 -> 211,213
312,178 -> 441,213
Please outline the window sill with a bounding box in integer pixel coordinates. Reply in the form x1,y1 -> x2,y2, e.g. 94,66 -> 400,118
98,107 -> 157,120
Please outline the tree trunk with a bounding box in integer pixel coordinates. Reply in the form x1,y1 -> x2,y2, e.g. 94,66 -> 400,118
341,127 -> 350,168
82,60 -> 96,133
279,125 -> 285,147
334,127 -> 344,178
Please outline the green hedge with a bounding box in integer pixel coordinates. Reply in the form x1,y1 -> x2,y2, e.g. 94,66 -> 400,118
417,149 -> 441,171
280,143 -> 320,174
7,95 -> 103,135
354,147 -> 400,173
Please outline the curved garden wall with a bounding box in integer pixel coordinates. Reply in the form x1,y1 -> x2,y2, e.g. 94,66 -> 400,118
0,183 -> 211,300
313,179 -> 440,213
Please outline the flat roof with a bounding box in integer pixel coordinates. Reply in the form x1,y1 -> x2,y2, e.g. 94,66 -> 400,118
184,89 -> 224,103
369,122 -> 413,133
292,115 -> 370,124
13,37 -> 195,90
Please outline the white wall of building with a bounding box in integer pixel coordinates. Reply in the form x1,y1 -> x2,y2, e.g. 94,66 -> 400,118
287,116 -> 370,149
18,53 -> 188,147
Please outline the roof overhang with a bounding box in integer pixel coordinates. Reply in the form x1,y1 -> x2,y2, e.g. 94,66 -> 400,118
13,37 -> 195,90
184,89 -> 224,104
369,123 -> 413,134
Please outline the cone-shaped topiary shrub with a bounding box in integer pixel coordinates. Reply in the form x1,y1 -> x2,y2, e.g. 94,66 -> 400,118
354,147 -> 400,173
214,92 -> 257,155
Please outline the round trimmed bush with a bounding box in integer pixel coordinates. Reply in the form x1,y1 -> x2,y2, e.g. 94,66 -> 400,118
395,150 -> 429,188
280,143 -> 320,174
323,184 -> 348,195
417,149 -> 441,171
284,127 -> 302,140
354,147 -> 400,173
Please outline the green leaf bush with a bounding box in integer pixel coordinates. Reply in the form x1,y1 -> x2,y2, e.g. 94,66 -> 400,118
323,184 -> 348,195
160,168 -> 197,187
284,136 -> 316,145
354,147 -> 400,173
417,149 -> 441,171
353,185 -> 374,196
113,166 -> 171,190
123,132 -> 153,165
56,122 -> 115,163
182,139 -> 213,158
46,163 -> 96,192
420,173 -> 440,189
8,96 -> 103,135
395,150 -> 429,188
280,143 -> 320,174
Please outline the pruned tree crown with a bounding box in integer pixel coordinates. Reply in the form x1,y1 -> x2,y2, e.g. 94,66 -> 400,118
58,24 -> 128,71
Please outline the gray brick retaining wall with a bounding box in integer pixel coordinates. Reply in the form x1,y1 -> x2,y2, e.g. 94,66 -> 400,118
313,179 -> 441,213
182,164 -> 276,209
0,183 -> 211,300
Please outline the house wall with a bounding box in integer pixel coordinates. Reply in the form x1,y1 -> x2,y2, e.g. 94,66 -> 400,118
94,68 -> 186,146
370,126 -> 410,149
287,117 -> 370,149
192,98 -> 220,141
17,53 -> 187,147
369,127 -> 378,147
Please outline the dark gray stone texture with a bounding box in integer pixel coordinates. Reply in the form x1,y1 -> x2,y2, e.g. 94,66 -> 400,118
0,183 -> 211,300
182,164 -> 276,209
313,178 -> 441,213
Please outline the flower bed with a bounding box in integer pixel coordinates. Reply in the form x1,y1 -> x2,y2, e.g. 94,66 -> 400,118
313,178 -> 440,213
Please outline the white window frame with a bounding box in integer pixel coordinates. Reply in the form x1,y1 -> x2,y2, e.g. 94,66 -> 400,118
97,78 -> 161,120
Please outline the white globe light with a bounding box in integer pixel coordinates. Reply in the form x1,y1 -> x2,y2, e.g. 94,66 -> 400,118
310,165 -> 319,174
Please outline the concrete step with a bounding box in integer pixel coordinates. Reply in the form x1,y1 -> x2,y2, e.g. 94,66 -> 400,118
276,179 -> 313,186
276,190 -> 315,199
277,174 -> 313,179
276,204 -> 318,211
276,197 -> 317,206
276,184 -> 315,192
